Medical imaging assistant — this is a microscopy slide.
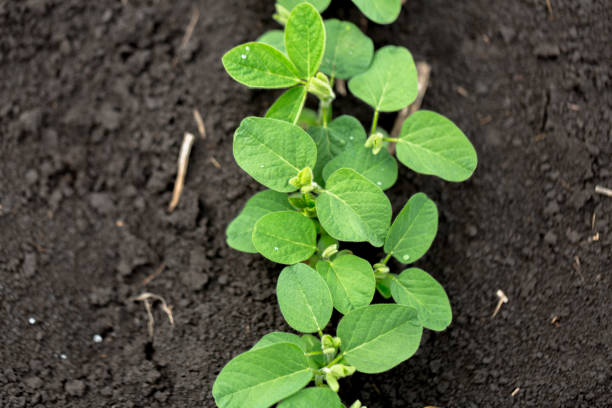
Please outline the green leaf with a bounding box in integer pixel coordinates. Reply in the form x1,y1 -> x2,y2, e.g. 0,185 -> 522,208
298,108 -> 319,129
277,263 -> 334,333
350,0 -> 402,24
384,192 -> 438,264
390,268 -> 452,331
337,304 -> 423,373
322,145 -> 398,190
307,115 -> 367,183
300,334 -> 326,368
266,86 -> 308,123
285,3 -> 325,79
279,0 -> 331,12
316,168 -> 391,246
376,273 -> 395,299
253,211 -> 317,264
251,332 -> 306,352
212,343 -> 312,408
396,110 -> 478,182
226,190 -> 293,253
257,30 -> 286,54
233,117 -> 317,192
321,19 -> 374,79
348,45 -> 417,112
278,387 -> 342,408
222,42 -> 301,89
316,254 -> 375,314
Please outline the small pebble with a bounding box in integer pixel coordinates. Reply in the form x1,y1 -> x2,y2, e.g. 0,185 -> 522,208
60,354 -> 67,360
93,334 -> 103,343
28,317 -> 36,325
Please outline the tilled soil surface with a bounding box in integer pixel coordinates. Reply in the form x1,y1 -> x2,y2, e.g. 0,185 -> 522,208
1,0 -> 610,407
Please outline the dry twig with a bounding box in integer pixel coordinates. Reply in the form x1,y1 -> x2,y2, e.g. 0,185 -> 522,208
141,261 -> 167,286
572,256 -> 585,281
491,289 -> 508,318
545,0 -> 553,16
193,109 -> 206,139
178,6 -> 200,51
169,132 -> 195,212
132,292 -> 174,338
595,185 -> 612,198
511,387 -> 520,397
335,78 -> 347,96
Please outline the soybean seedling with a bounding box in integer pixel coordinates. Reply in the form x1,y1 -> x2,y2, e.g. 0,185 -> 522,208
213,3 -> 478,408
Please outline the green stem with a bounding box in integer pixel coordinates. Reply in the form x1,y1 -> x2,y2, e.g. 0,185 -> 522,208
383,137 -> 399,142
319,100 -> 330,128
370,109 -> 380,135
325,353 -> 345,368
305,351 -> 324,356
381,252 -> 392,265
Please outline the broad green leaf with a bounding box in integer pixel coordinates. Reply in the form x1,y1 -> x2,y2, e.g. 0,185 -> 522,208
376,273 -> 396,299
212,343 -> 312,408
285,3 -> 325,79
257,30 -> 286,54
253,211 -> 317,264
348,45 -> 417,112
390,268 -> 452,331
351,0 -> 402,24
384,192 -> 438,263
337,304 -> 423,373
226,190 -> 293,253
300,334 -> 326,368
307,115 -> 367,182
279,0 -> 331,12
251,332 -> 306,352
233,117 -> 317,192
316,254 -> 375,314
321,19 -> 374,79
316,168 -> 391,246
278,387 -> 342,408
266,86 -> 308,123
322,145 -> 398,190
277,263 -> 333,333
396,110 -> 478,182
298,108 -> 319,129
222,42 -> 301,89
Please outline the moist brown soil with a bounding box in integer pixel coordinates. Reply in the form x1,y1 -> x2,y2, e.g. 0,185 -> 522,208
1,0 -> 611,407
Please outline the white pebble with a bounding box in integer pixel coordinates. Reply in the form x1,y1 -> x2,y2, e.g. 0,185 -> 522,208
28,317 -> 36,325
60,354 -> 67,360
93,334 -> 103,343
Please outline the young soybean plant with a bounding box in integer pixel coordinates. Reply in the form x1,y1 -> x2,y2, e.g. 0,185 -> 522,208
213,3 -> 477,408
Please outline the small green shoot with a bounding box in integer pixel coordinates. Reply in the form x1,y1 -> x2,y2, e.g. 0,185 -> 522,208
213,2 -> 477,407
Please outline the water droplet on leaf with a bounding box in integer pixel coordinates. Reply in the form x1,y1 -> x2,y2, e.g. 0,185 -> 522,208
403,254 -> 410,261
241,54 -> 247,59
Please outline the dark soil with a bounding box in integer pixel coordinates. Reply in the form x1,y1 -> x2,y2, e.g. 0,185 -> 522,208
1,0 -> 610,407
